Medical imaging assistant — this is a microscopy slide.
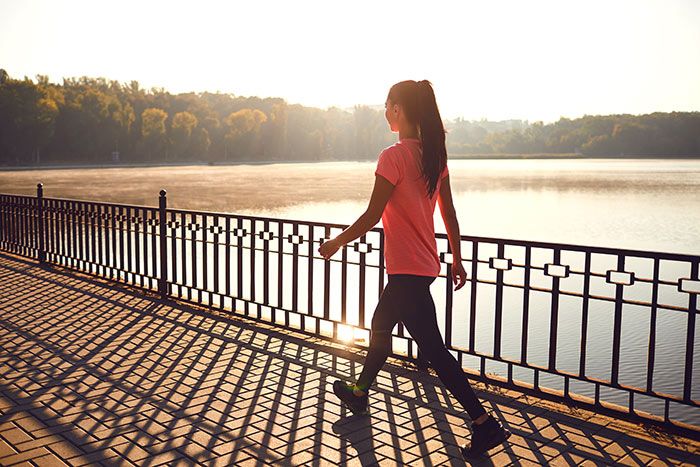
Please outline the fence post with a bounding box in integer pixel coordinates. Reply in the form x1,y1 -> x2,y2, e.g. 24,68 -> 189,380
36,183 -> 45,264
158,190 -> 168,299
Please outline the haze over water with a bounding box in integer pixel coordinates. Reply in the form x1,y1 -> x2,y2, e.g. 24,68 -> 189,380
4,158 -> 698,255
262,158 -> 700,256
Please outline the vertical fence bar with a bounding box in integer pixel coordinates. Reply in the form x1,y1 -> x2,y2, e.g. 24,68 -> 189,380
308,224 -> 316,334
180,213 -> 187,299
292,222 -> 299,315
469,241 -> 479,353
683,260 -> 698,402
0,196 -> 4,249
145,209 -> 152,285
17,197 -> 23,254
14,196 -> 20,253
277,220 -> 284,310
49,200 -> 58,262
118,205 -> 125,278
134,207 -> 141,285
158,190 -> 168,298
168,211 -> 177,291
12,196 -> 18,252
59,200 -> 65,264
1,196 -> 5,247
646,257 -> 660,393
579,251 -> 591,377
57,201 -> 62,262
7,196 -> 13,250
36,183 -> 45,263
97,203 -> 103,275
548,248 -> 561,371
191,213 -> 198,300
27,197 -> 31,256
261,219 -> 269,305
20,197 -> 26,255
149,208 -> 156,289
225,216 -> 231,299
77,202 -> 84,270
59,199 -> 66,264
323,226 -> 331,323
340,233 -> 347,325
27,197 -> 33,257
521,245 -> 532,364
202,213 -> 209,296
71,200 -> 78,268
444,238 -> 454,349
1,196 -> 6,249
237,217 -> 243,301
494,242 -> 505,359
126,206 -> 133,280
12,196 -> 17,251
213,215 -> 221,301
358,233 -> 367,330
250,218 -> 256,305
107,205 -> 115,277
611,254 -> 625,386
89,203 -> 96,273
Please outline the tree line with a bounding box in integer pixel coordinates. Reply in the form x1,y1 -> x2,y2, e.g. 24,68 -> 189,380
448,113 -> 700,156
0,70 -> 698,166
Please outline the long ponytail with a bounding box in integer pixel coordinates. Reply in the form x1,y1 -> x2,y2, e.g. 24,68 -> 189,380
388,80 -> 447,198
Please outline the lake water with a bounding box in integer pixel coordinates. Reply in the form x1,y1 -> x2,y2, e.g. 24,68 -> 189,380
2,158 -> 699,254
2,158 -> 699,425
246,158 -> 700,256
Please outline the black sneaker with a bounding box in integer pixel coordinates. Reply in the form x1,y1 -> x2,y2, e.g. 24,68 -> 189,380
461,414 -> 511,459
333,380 -> 369,415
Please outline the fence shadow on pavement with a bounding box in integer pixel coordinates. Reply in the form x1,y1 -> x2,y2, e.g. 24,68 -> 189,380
0,252 -> 698,466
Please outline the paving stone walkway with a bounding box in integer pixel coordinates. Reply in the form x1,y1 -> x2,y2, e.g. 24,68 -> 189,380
0,252 -> 698,466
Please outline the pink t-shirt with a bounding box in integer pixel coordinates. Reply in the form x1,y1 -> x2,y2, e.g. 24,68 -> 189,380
375,138 -> 449,277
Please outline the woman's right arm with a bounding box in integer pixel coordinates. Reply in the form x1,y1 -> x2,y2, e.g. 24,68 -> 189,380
437,175 -> 467,290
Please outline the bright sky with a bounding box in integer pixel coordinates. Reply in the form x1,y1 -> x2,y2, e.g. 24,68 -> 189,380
1,0 -> 699,122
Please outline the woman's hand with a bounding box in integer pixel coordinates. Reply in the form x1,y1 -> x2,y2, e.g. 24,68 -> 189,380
451,261 -> 468,291
318,238 -> 342,260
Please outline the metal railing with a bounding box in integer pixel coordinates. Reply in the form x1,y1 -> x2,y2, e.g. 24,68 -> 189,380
1,184 -> 698,435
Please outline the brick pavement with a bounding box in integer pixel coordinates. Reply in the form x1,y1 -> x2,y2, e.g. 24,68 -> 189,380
0,252 -> 698,466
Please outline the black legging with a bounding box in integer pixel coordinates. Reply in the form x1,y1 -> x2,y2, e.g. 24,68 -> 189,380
356,274 -> 487,421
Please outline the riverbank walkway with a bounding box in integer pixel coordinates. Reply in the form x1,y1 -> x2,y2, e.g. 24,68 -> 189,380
1,251 -> 698,466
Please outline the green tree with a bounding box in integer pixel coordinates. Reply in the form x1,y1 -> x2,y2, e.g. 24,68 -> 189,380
170,111 -> 198,160
224,108 -> 267,160
141,107 -> 167,161
0,77 -> 58,165
192,127 -> 211,161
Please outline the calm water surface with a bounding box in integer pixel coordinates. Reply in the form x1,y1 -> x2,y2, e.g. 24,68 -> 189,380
250,158 -> 700,255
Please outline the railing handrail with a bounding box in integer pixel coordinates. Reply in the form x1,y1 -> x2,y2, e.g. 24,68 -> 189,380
2,191 -> 697,261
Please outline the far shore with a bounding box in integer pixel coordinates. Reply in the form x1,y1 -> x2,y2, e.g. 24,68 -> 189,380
2,153 -> 700,172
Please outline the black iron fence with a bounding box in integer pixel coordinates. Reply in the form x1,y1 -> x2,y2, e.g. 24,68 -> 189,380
1,184 -> 699,434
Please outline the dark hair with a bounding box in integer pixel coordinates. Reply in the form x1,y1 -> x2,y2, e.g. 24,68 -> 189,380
387,80 -> 447,198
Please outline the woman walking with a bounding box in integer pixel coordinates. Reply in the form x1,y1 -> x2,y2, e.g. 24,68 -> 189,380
318,80 -> 511,459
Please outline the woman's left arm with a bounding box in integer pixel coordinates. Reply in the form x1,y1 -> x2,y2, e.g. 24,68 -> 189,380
318,175 -> 394,260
